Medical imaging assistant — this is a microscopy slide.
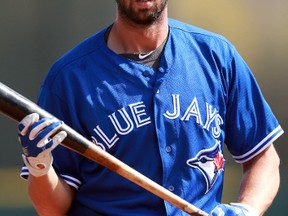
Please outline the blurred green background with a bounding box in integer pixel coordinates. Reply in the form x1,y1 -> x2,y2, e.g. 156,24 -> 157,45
0,1 -> 287,215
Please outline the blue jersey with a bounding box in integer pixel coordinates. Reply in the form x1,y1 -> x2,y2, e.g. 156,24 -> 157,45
21,19 -> 283,215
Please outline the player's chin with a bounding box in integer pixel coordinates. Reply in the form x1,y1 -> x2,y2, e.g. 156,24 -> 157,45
131,11 -> 161,25
133,17 -> 155,25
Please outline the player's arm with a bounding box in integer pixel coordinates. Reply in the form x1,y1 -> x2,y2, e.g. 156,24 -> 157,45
238,143 -> 280,215
27,168 -> 76,216
18,113 -> 76,215
210,144 -> 280,216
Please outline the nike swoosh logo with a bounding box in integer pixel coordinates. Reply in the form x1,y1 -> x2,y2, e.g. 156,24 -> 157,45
138,51 -> 153,59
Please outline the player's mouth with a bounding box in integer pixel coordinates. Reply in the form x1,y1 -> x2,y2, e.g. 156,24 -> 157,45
135,0 -> 154,9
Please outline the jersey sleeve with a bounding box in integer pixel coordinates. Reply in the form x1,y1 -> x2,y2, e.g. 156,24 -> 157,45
20,71 -> 83,190
224,47 -> 284,163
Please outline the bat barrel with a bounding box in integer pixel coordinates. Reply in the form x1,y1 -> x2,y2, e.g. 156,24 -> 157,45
0,82 -> 51,121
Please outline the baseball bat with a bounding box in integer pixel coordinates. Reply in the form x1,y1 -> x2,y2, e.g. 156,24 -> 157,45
0,82 -> 208,216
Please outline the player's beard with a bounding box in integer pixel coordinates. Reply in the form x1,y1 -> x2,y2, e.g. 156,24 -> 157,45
116,0 -> 168,26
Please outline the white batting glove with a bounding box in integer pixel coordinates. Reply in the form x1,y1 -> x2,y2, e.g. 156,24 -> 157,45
18,113 -> 67,177
209,203 -> 259,216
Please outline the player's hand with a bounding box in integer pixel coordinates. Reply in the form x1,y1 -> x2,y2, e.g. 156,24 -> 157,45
209,203 -> 259,216
18,113 -> 67,177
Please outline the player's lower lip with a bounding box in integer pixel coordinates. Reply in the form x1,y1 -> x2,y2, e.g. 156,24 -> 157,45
135,0 -> 153,8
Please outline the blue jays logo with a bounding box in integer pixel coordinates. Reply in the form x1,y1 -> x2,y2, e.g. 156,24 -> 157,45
186,141 -> 225,194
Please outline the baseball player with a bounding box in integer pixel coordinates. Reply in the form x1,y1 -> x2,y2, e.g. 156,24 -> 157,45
18,0 -> 283,215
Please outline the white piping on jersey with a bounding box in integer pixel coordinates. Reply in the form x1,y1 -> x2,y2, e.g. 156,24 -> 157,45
60,174 -> 82,189
233,125 -> 284,163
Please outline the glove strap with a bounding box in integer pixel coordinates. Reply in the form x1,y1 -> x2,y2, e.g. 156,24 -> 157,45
22,154 -> 53,177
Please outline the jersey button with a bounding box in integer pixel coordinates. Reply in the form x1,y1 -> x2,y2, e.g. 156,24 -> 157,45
159,67 -> 164,73
168,185 -> 174,191
165,146 -> 172,153
142,71 -> 150,77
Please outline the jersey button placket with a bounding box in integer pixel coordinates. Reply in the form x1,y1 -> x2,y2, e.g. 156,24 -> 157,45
164,146 -> 174,193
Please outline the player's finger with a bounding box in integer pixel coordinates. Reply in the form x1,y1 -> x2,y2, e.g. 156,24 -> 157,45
35,121 -> 64,148
18,113 -> 39,136
50,131 -> 67,150
29,118 -> 57,139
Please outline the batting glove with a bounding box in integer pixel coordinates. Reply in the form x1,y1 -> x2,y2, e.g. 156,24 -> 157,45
209,203 -> 259,216
18,113 -> 67,177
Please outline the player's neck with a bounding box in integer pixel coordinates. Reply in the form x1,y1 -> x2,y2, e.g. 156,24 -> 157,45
107,13 -> 169,54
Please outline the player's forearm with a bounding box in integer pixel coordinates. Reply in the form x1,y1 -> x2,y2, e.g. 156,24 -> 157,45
27,166 -> 75,216
238,144 -> 280,216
